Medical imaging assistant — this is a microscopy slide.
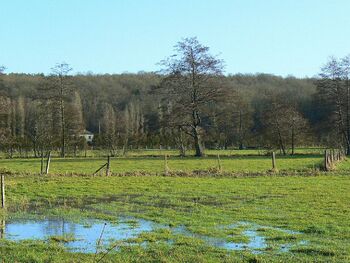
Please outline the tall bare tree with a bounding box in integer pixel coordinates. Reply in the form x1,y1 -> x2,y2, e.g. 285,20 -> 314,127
159,37 -> 225,157
316,56 -> 350,154
101,103 -> 117,156
258,90 -> 311,155
50,63 -> 73,157
66,91 -> 85,156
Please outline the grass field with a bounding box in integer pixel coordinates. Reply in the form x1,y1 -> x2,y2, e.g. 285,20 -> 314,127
0,155 -> 323,175
0,151 -> 348,262
0,174 -> 349,262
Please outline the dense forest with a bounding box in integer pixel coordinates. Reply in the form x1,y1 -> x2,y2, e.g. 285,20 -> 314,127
0,38 -> 349,157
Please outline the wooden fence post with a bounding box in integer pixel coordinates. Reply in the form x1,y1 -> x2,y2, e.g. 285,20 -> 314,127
272,152 -> 276,170
106,156 -> 110,176
45,151 -> 51,175
164,155 -> 169,176
1,174 -> 5,209
217,154 -> 222,172
40,151 -> 44,175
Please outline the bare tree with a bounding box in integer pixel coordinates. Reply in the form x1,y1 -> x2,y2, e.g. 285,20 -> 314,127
101,103 -> 118,156
159,37 -> 225,157
50,63 -> 73,157
316,56 -> 350,154
214,94 -> 252,150
260,91 -> 311,155
66,91 -> 85,156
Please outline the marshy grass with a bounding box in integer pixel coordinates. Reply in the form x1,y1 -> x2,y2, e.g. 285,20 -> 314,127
0,173 -> 347,262
49,233 -> 77,243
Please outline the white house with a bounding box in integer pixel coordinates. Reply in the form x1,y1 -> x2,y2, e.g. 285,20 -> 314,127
80,130 -> 94,143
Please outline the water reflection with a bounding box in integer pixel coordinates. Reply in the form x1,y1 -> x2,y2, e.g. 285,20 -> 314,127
5,218 -> 157,253
1,217 -> 307,254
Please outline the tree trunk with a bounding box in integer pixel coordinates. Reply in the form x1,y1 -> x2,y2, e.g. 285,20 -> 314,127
60,96 -> 65,158
33,141 -> 37,158
238,110 -> 244,150
276,127 -> 286,155
274,118 -> 286,156
59,75 -> 66,158
346,142 -> 350,156
347,82 -> 350,155
179,143 -> 186,157
178,128 -> 186,157
291,121 -> 295,155
122,137 -> 128,156
280,143 -> 286,155
193,126 -> 203,157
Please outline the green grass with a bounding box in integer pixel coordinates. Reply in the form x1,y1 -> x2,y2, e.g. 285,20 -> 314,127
333,157 -> 350,171
0,155 -> 323,175
49,233 -> 77,243
0,173 -> 349,262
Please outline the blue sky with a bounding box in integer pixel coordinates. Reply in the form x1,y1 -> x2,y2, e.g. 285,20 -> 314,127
1,0 -> 350,77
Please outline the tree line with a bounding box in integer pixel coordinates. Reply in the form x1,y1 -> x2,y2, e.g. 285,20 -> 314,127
0,38 -> 348,157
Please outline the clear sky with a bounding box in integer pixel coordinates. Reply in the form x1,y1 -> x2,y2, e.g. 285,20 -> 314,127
1,0 -> 350,77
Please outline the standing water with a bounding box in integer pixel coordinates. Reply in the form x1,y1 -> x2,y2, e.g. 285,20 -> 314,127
0,217 -> 307,254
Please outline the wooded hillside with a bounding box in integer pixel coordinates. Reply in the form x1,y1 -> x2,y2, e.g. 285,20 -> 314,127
0,71 -> 322,156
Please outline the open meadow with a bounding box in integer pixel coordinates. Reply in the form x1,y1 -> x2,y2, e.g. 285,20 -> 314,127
0,150 -> 349,262
0,173 -> 349,262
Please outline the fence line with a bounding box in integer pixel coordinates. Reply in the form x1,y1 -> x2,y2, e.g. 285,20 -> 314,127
25,150 -> 346,175
93,156 -> 111,176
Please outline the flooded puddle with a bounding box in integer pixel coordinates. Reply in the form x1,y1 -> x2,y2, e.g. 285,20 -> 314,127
2,218 -> 157,253
173,222 -> 307,254
172,226 -> 267,252
0,217 -> 307,254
